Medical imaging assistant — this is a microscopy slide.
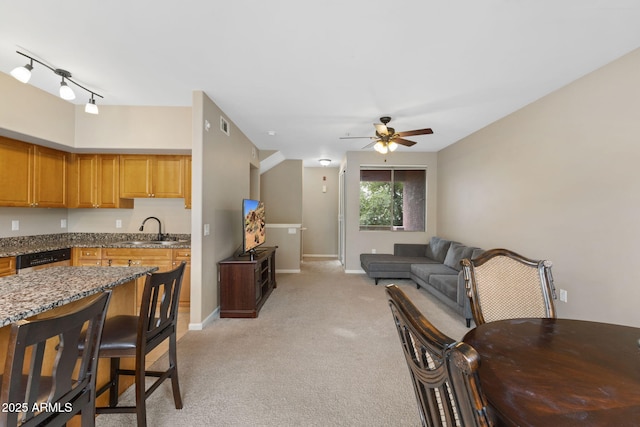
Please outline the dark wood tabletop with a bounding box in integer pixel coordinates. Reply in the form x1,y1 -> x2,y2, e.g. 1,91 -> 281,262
463,318 -> 640,426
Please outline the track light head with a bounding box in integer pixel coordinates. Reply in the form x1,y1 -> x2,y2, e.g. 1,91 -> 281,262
59,79 -> 75,100
85,95 -> 99,114
10,60 -> 33,83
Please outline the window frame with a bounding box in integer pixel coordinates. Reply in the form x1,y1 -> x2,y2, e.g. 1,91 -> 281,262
359,166 -> 427,232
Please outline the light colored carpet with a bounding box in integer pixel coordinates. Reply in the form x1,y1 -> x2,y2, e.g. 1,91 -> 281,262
96,258 -> 470,427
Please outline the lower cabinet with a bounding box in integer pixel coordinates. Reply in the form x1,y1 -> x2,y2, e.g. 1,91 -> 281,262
172,249 -> 191,307
0,257 -> 16,277
73,247 -> 190,308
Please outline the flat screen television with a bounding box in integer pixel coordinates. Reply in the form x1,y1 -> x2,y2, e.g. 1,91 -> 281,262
242,198 -> 266,256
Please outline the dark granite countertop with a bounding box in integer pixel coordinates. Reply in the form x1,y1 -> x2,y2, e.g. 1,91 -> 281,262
0,266 -> 157,327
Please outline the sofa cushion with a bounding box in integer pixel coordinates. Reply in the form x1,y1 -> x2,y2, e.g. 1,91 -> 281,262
360,254 -> 436,273
428,274 -> 458,301
470,247 -> 484,260
443,243 -> 475,271
424,237 -> 453,263
410,263 -> 457,281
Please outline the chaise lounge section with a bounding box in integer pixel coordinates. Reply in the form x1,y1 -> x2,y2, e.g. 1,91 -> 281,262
360,236 -> 483,326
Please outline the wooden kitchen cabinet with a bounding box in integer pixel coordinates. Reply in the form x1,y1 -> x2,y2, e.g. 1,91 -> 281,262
172,248 -> 191,307
184,156 -> 192,209
0,257 -> 16,277
72,247 -> 103,266
0,136 -> 68,208
68,154 -> 133,209
101,247 -> 173,307
119,155 -> 185,199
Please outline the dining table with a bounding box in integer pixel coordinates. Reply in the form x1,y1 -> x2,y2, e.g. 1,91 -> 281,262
463,317 -> 640,426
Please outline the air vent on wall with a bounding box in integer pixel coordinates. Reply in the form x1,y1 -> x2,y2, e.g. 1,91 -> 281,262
220,116 -> 230,136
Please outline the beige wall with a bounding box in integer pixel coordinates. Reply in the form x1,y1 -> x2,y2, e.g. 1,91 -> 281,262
0,72 -> 75,148
190,91 -> 258,327
260,160 -> 303,224
75,105 -> 191,152
303,167 -> 339,256
437,48 -> 640,327
344,150 -> 438,272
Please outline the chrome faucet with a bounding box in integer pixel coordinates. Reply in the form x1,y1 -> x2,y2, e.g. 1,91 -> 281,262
139,216 -> 163,241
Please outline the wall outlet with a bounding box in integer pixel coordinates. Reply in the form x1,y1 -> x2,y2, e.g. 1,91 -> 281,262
115,219 -> 122,229
371,249 -> 376,254
60,219 -> 67,228
559,289 -> 568,303
11,220 -> 19,231
288,228 -> 296,234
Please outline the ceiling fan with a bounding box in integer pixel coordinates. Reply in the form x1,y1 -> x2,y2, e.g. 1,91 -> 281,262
340,116 -> 433,154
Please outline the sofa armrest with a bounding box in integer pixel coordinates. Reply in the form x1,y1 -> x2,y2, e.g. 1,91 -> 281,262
394,244 -> 428,257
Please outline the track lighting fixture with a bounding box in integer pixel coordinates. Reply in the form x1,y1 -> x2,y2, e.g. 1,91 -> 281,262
10,50 -> 103,114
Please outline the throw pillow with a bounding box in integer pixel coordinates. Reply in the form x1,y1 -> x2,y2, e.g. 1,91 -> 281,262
443,243 -> 474,271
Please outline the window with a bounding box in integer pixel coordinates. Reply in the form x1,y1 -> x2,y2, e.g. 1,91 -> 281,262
359,168 -> 426,231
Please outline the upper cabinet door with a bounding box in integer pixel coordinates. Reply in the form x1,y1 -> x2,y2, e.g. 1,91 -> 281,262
152,155 -> 185,198
184,156 -> 192,209
120,155 -> 153,198
0,137 -> 33,207
33,146 -> 68,208
70,154 -> 98,208
98,154 -> 133,208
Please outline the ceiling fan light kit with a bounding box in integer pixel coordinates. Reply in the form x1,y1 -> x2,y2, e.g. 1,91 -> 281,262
10,50 -> 103,114
341,116 -> 433,154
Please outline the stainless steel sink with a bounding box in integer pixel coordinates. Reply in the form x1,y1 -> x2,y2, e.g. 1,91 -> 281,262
118,240 -> 189,246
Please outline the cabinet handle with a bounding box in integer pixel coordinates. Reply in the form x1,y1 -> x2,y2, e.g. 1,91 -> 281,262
127,259 -> 132,267
107,259 -> 112,266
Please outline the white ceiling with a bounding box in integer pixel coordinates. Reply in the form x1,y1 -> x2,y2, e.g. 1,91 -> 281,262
2,1 -> 640,166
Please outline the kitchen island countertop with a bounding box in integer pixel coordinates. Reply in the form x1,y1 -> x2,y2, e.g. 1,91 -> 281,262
0,266 -> 157,327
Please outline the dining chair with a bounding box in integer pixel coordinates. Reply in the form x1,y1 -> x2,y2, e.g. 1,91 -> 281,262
386,284 -> 494,427
92,262 -> 186,427
461,248 -> 557,325
0,291 -> 111,427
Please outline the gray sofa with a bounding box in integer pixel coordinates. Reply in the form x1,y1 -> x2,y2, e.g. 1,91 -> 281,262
360,236 -> 483,326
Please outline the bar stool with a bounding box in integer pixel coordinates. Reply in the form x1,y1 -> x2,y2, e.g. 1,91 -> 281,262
93,262 -> 186,427
0,291 -> 112,427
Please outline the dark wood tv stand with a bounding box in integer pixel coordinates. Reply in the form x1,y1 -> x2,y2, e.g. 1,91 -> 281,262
218,247 -> 277,318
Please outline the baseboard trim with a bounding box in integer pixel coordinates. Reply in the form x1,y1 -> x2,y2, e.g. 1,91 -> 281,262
277,269 -> 301,273
188,306 -> 219,331
345,269 -> 366,274
303,254 -> 339,258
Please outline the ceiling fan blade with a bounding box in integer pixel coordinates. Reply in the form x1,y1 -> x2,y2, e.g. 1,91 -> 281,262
362,141 -> 377,149
374,123 -> 389,136
396,128 -> 433,137
339,136 -> 375,140
394,138 -> 417,147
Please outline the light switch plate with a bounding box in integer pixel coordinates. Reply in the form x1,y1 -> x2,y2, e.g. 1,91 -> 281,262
204,223 -> 210,236
11,220 -> 19,231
